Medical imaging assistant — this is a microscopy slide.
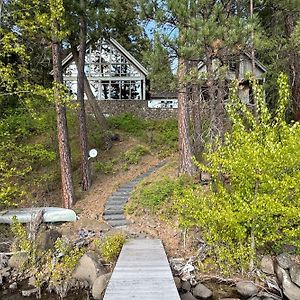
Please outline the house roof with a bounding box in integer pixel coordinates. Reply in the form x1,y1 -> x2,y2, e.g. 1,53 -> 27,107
51,38 -> 148,76
198,52 -> 267,73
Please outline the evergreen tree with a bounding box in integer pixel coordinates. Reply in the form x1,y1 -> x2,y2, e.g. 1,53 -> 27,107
140,0 -> 252,175
7,0 -> 75,208
143,34 -> 175,93
256,1 -> 300,120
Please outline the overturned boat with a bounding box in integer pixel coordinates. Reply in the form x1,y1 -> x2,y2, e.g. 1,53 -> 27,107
0,207 -> 77,224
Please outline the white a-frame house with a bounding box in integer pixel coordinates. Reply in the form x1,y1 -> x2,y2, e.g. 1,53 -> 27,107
62,39 -> 148,101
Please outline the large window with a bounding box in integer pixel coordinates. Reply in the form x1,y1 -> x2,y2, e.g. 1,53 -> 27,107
88,80 -> 142,100
64,40 -> 144,100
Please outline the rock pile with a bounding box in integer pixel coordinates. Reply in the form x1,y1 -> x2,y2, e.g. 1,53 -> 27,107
172,253 -> 300,300
0,227 -> 112,299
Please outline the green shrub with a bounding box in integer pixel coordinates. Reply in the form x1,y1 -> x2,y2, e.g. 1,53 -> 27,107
99,233 -> 126,263
122,145 -> 150,166
129,176 -> 192,213
175,74 -> 300,273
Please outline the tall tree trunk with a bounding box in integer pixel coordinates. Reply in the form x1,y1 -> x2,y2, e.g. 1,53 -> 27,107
188,60 -> 203,159
71,47 -> 108,130
285,13 -> 300,121
77,0 -> 91,191
206,56 -> 219,143
51,20 -> 75,208
178,57 -> 197,176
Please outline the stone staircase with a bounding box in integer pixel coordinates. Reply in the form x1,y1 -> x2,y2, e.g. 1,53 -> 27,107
103,161 -> 166,227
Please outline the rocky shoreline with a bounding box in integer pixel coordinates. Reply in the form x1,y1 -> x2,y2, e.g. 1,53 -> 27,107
1,222 -> 300,300
171,253 -> 300,300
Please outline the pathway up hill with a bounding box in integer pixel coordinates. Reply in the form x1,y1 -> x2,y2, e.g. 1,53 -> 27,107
103,161 -> 166,227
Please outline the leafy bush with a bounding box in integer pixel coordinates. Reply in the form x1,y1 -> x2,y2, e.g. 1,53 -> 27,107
128,176 -> 192,213
99,233 -> 126,263
175,74 -> 300,273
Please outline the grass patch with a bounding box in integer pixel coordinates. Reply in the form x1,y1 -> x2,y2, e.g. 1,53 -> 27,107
94,144 -> 150,174
108,113 -> 178,156
126,173 -> 194,216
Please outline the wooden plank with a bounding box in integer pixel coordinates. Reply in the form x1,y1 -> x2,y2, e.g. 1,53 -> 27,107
104,239 -> 180,300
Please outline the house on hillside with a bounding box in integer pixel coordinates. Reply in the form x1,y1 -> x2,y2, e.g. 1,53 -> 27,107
62,39 -> 149,101
198,53 -> 267,104
60,38 -> 178,118
59,40 -> 266,117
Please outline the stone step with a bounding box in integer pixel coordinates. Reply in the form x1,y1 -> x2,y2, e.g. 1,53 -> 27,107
117,187 -> 134,192
112,191 -> 131,196
107,219 -> 129,227
108,195 -> 129,201
106,200 -> 128,206
103,209 -> 124,215
105,201 -> 126,210
119,183 -> 136,189
103,214 -> 126,221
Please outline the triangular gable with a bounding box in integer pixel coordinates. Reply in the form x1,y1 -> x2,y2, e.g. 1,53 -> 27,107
58,38 -> 148,77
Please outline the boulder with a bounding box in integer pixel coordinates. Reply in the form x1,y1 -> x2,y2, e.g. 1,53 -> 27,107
236,281 -> 258,297
8,252 -> 28,269
174,277 -> 182,290
289,263 -> 300,287
182,281 -> 191,292
192,283 -> 213,299
276,253 -> 294,270
21,288 -> 39,297
73,252 -> 106,286
261,255 -> 275,275
181,292 -> 197,300
280,267 -> 300,300
274,264 -> 285,284
35,228 -> 61,251
9,282 -> 17,289
92,273 -> 111,300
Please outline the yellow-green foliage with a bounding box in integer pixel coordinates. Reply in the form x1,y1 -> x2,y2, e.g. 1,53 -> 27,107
49,238 -> 83,289
99,233 -> 126,263
10,217 -> 31,257
175,74 -> 300,273
126,175 -> 194,216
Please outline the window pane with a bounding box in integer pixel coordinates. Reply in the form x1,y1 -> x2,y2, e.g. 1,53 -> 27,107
101,64 -> 110,76
65,63 -> 77,77
100,81 -> 110,99
111,64 -> 121,77
130,81 -> 141,99
121,65 -> 128,77
90,64 -> 101,76
111,81 -> 120,99
128,65 -> 140,77
101,43 -> 110,63
65,80 -> 77,97
111,47 -> 122,63
121,81 -> 130,99
90,80 -> 100,99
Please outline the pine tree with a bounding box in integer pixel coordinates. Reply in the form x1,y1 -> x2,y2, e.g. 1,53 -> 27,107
141,0 -> 251,175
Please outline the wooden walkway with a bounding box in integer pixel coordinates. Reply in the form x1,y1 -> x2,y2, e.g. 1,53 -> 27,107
103,239 -> 180,300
